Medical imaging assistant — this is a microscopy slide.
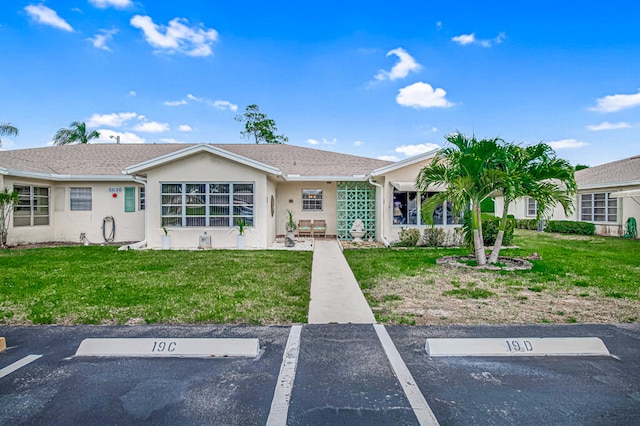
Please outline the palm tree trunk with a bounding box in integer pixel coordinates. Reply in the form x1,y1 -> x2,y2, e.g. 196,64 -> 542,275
488,200 -> 509,264
472,202 -> 487,265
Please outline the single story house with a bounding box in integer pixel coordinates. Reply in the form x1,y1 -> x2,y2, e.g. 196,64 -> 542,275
497,155 -> 640,238
0,143 -> 460,249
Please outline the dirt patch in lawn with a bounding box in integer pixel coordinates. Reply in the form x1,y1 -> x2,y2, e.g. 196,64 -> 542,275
367,266 -> 639,325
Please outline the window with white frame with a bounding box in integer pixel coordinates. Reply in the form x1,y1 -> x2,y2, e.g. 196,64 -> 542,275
526,197 -> 538,217
302,189 -> 323,211
70,187 -> 92,211
13,185 -> 49,226
581,192 -> 617,222
161,182 -> 254,227
392,191 -> 462,225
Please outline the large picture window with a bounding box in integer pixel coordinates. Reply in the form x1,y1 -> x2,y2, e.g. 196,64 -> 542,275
161,182 -> 254,227
302,189 -> 323,211
581,192 -> 617,222
393,191 -> 462,226
13,185 -> 50,226
70,187 -> 92,211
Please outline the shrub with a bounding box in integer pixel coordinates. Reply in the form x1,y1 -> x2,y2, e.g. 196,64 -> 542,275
392,227 -> 421,247
462,213 -> 515,247
420,227 -> 445,247
516,219 -> 539,230
545,220 -> 595,235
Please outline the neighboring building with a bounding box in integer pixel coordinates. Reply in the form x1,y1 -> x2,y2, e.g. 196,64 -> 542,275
497,155 -> 640,238
0,143 -> 460,248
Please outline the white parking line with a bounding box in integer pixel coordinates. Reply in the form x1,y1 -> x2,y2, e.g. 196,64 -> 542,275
374,324 -> 439,426
266,325 -> 302,426
0,354 -> 43,379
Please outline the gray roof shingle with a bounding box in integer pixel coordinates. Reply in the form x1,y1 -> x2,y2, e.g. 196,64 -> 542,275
576,155 -> 640,187
0,143 -> 392,178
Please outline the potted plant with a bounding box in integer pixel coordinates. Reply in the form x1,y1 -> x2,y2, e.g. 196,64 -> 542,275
285,209 -> 296,247
161,226 -> 171,249
236,218 -> 246,249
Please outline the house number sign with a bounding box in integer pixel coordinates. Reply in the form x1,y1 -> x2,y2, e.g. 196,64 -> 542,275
108,187 -> 123,193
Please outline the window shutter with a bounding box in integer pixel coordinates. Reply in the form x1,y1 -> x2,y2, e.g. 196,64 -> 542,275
124,187 -> 135,212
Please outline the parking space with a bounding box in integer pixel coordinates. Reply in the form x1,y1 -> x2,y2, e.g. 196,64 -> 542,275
1,324 -> 639,425
388,324 -> 640,425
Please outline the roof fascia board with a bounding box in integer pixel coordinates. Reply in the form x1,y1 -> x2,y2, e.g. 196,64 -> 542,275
0,167 -> 8,175
579,180 -> 640,190
284,175 -> 370,182
369,149 -> 439,177
123,143 -> 282,176
3,169 -> 134,182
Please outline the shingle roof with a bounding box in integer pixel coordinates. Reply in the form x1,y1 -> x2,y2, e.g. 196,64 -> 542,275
576,155 -> 640,187
0,143 -> 392,178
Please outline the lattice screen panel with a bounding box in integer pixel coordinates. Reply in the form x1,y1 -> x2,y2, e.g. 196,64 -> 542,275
336,181 -> 377,240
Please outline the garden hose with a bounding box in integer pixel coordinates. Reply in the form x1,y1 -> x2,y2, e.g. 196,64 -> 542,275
102,216 -> 116,243
624,217 -> 637,239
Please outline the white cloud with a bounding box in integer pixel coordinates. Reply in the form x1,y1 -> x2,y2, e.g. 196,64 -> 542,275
25,4 -> 73,32
88,29 -> 118,51
590,90 -> 640,113
374,47 -> 421,81
87,112 -> 138,127
129,91 -> 136,97
160,138 -> 185,143
96,129 -> 145,144
395,143 -> 440,156
307,138 -> 319,145
187,93 -> 201,101
89,0 -> 132,8
164,99 -> 187,106
586,121 -> 631,131
133,121 -> 170,133
436,21 -> 443,30
178,124 -> 192,132
130,15 -> 219,57
452,32 -> 505,48
396,82 -> 453,109
212,100 -> 238,111
307,137 -> 337,146
378,155 -> 400,162
353,140 -> 364,147
547,139 -> 588,150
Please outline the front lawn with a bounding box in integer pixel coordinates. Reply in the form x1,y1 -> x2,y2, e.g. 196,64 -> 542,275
0,247 -> 312,325
344,230 -> 640,325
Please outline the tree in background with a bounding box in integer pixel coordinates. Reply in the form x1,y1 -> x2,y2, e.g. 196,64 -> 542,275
417,133 -> 504,266
0,187 -> 19,247
0,123 -> 19,148
53,121 -> 100,145
235,104 -> 288,144
487,142 -> 576,263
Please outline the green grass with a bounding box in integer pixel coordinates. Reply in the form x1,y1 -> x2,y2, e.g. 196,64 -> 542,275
345,229 -> 640,300
0,246 -> 312,325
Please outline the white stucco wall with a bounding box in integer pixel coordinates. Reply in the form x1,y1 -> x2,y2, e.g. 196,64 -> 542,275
4,177 -> 143,245
143,152 -> 272,249
275,181 -> 337,236
499,184 -> 640,238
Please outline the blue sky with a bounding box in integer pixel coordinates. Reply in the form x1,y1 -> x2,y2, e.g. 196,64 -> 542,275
1,0 -> 639,167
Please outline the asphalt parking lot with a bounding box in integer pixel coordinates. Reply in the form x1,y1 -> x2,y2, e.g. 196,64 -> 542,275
1,323 -> 639,425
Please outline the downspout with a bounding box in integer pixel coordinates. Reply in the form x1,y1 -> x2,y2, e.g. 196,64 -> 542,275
368,178 -> 390,247
119,175 -> 147,250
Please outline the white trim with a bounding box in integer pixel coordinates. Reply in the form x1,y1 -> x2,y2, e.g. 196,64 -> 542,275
578,180 -> 640,190
370,149 -> 439,177
609,189 -> 640,198
2,169 -> 135,182
123,143 -> 283,176
283,175 -> 369,181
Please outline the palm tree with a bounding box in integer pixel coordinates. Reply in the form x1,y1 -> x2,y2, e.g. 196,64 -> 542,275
53,121 -> 100,145
417,133 -> 504,266
487,142 -> 576,263
0,123 -> 19,148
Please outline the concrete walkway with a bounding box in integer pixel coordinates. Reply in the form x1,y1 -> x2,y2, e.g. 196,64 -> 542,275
308,239 -> 376,324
